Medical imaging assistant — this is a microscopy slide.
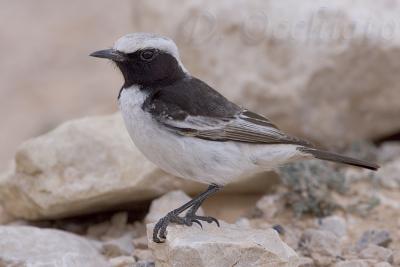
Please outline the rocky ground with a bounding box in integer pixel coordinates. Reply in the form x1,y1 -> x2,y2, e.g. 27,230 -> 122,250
0,114 -> 399,267
2,1 -> 400,266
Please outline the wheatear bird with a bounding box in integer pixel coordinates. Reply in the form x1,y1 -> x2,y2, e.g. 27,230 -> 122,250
91,33 -> 379,243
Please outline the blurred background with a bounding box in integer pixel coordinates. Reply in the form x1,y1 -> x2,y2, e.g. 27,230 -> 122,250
1,0 -> 400,170
1,1 -> 400,266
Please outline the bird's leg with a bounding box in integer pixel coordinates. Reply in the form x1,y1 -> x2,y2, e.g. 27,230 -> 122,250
153,184 -> 222,243
183,192 -> 220,228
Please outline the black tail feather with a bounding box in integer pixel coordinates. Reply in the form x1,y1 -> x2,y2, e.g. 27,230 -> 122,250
298,147 -> 379,171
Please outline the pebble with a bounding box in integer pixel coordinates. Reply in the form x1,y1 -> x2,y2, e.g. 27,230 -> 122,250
317,215 -> 347,238
299,229 -> 341,266
356,229 -> 392,251
359,244 -> 393,263
109,256 -> 136,267
101,232 -> 134,258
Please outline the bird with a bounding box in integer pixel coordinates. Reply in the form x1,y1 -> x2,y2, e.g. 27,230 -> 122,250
90,32 -> 379,243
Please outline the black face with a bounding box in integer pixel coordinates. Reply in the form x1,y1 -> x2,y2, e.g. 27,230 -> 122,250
114,49 -> 186,88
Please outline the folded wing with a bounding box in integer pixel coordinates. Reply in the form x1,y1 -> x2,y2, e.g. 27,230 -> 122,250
159,109 -> 313,147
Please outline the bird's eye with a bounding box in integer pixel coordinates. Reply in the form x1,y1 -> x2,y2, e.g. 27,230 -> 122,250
140,49 -> 156,61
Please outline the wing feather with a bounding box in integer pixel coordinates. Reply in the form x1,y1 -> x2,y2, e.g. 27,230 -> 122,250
160,109 -> 312,147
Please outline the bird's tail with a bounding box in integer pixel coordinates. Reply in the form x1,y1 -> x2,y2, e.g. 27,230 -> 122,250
297,147 -> 379,171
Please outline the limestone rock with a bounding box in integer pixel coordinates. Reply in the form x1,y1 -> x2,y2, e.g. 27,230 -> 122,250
145,190 -> 204,224
0,225 -> 108,267
87,220 -> 112,239
101,232 -> 135,258
109,255 -> 137,267
299,229 -> 341,265
255,193 -> 285,220
136,260 -> 156,267
317,215 -> 347,238
133,0 -> 400,145
375,262 -> 393,267
133,235 -> 149,250
378,142 -> 400,162
377,159 -> 400,190
133,249 -> 154,262
0,204 -> 14,225
359,244 -> 394,263
334,260 -> 378,267
356,229 -> 392,251
0,114 -> 275,220
106,211 -> 130,238
147,221 -> 299,267
0,114 -> 178,219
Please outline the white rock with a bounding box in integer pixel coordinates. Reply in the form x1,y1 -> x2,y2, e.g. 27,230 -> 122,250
356,229 -> 392,251
109,255 -> 137,267
299,229 -> 341,266
105,212 -> 129,238
133,249 -> 154,262
255,193 -> 285,219
317,215 -> 347,238
133,0 -> 400,145
334,259 -> 376,267
235,217 -> 252,229
377,159 -> 400,189
133,235 -> 149,249
87,221 -> 112,239
145,190 -> 204,223
147,221 -> 299,267
136,260 -> 156,267
375,262 -> 393,267
282,227 -> 303,253
101,232 -> 135,258
0,225 -> 108,267
359,244 -> 394,263
0,204 -> 14,225
0,114 -> 276,220
378,142 -> 400,162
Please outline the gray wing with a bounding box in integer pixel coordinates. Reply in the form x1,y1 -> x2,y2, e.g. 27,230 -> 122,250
158,109 -> 313,147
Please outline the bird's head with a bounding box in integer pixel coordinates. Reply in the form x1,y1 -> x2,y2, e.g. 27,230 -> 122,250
90,33 -> 187,88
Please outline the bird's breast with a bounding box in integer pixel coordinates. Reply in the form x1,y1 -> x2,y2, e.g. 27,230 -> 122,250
118,86 -> 184,177
118,86 -> 158,147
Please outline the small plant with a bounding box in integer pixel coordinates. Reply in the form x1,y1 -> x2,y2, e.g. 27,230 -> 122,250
278,160 -> 346,217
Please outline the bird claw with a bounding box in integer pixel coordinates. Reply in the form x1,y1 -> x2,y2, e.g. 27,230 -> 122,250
184,214 -> 220,228
190,219 -> 203,228
204,216 -> 220,227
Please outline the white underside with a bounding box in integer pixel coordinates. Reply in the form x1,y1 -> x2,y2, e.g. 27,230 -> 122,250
119,86 -> 308,185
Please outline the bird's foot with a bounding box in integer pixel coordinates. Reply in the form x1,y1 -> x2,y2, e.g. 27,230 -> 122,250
152,184 -> 222,243
153,211 -> 186,243
183,213 -> 220,228
152,212 -> 220,243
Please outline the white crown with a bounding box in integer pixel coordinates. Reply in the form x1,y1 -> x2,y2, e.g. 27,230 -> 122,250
114,33 -> 179,58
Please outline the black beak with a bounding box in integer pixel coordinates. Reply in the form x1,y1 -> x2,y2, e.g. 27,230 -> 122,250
89,49 -> 126,62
